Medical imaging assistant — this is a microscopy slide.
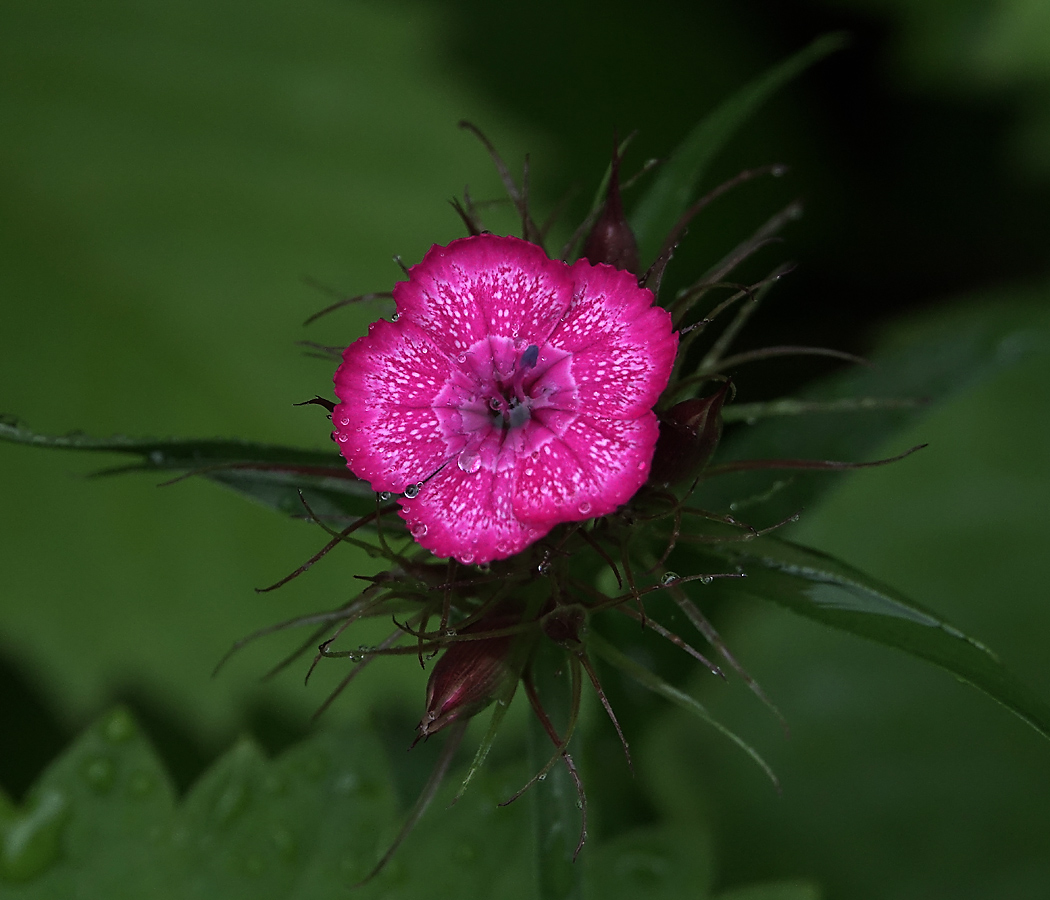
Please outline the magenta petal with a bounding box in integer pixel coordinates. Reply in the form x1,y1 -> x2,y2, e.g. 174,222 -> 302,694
547,262 -> 677,418
333,234 -> 678,563
400,464 -> 551,564
333,320 -> 455,493
513,413 -> 660,523
393,236 -> 572,359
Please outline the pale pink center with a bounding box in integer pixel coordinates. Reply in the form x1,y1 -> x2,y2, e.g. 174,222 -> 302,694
432,336 -> 576,477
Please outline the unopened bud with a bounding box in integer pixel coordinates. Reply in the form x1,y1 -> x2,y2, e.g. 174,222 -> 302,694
582,145 -> 640,274
416,618 -> 517,741
648,381 -> 731,487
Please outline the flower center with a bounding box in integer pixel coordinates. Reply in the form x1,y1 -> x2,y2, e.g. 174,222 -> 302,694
487,344 -> 540,430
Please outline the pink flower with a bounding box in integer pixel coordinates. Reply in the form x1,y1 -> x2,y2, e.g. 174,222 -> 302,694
332,234 -> 677,564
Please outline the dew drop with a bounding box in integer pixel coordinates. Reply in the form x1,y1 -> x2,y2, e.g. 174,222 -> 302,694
537,773 -> 547,782
390,312 -> 399,322
537,561 -> 552,575
213,778 -> 250,825
460,553 -> 474,565
337,433 -> 348,443
457,450 -> 481,474
410,522 -> 428,538
339,417 -> 350,426
457,353 -> 467,364
577,501 -> 592,515
661,572 -> 679,586
102,709 -> 135,743
378,491 -> 391,501
272,826 -> 297,862
700,575 -> 714,585
81,754 -> 115,793
403,482 -> 422,499
129,770 -> 156,797
637,461 -> 647,471
524,467 -> 533,476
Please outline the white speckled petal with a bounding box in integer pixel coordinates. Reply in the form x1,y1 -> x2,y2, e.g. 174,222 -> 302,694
333,319 -> 455,493
513,413 -> 660,523
393,235 -> 572,358
399,463 -> 550,564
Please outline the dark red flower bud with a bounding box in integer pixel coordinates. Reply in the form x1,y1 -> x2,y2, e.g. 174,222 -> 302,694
416,619 -> 518,741
648,381 -> 731,488
582,146 -> 640,274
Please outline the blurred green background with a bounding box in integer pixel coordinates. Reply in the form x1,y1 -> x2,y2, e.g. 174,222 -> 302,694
2,1 -> 1049,897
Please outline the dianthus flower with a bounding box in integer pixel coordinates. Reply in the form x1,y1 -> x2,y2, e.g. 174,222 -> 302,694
332,234 -> 677,564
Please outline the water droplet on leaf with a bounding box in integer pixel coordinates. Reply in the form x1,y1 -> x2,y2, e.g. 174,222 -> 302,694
102,709 -> 135,743
81,754 -> 115,793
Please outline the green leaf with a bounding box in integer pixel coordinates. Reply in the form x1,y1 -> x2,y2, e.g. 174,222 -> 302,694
528,642 -> 584,900
702,290 -> 1050,525
705,535 -> 1050,744
630,33 -> 847,263
0,417 -> 375,521
588,633 -> 780,790
586,824 -> 716,900
1,707 -> 738,899
713,882 -> 821,900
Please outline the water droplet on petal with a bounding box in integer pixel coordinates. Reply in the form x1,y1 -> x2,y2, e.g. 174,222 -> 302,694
577,501 -> 592,515
661,572 -> 679,586
339,417 -> 350,426
403,482 -> 422,499
390,312 -> 399,322
457,450 -> 481,474
410,522 -> 428,538
337,433 -> 348,443
378,491 -> 391,501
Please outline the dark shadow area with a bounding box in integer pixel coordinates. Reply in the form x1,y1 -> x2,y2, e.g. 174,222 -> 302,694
110,685 -> 315,794
432,0 -> 1050,398
0,653 -> 72,802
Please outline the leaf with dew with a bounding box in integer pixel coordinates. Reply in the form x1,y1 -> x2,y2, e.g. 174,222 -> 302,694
703,535 -> 1050,744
